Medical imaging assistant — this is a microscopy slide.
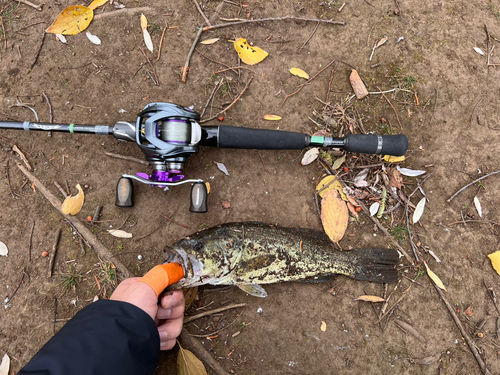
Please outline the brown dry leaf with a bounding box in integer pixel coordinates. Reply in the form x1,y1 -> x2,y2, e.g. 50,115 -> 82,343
349,69 -> 368,99
108,229 -> 133,238
331,154 -> 346,170
464,306 -> 473,317
221,200 -> 231,209
177,342 -> 208,375
61,184 -> 85,215
354,295 -> 385,303
488,250 -> 500,275
347,202 -> 359,219
321,189 -> 349,244
312,130 -> 330,137
388,168 -> 404,189
200,37 -> 220,45
301,148 -> 319,165
424,262 -> 446,291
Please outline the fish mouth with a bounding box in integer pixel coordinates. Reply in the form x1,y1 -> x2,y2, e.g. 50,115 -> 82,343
163,246 -> 205,286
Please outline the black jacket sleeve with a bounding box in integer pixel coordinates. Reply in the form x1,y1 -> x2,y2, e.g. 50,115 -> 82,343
18,300 -> 160,375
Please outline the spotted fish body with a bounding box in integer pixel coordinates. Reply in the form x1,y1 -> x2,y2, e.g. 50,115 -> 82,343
167,222 -> 399,297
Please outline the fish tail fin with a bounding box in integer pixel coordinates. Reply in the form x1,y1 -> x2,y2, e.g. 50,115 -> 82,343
350,248 -> 399,283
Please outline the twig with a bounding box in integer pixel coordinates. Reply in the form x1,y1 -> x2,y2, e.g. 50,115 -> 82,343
18,0 -> 42,10
355,198 -> 413,264
298,21 -> 320,52
181,26 -> 204,83
28,221 -> 35,261
0,16 -> 6,50
139,46 -> 159,85
201,81 -> 221,118
94,7 -> 153,19
5,267 -> 28,304
48,228 -> 62,278
42,92 -> 53,123
470,96 -> 485,126
191,0 -> 211,26
281,59 -> 336,107
200,75 -> 254,123
188,312 -> 243,337
433,284 -> 491,374
376,285 -> 412,323
258,151 -> 268,172
195,48 -> 237,75
157,21 -> 168,61
15,162 -> 132,279
213,66 -> 255,74
202,16 -> 345,32
483,280 -> 500,315
377,86 -> 402,129
447,169 -> 500,202
448,219 -> 500,226
92,206 -> 103,224
184,303 -> 247,323
53,181 -> 68,198
30,32 -> 46,70
104,151 -> 150,166
325,63 -> 338,104
13,145 -> 33,171
160,214 -> 191,229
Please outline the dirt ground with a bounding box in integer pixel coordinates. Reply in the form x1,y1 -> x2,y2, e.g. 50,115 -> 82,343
1,0 -> 500,373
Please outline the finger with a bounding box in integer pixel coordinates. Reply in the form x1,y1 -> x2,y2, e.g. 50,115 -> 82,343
160,290 -> 185,310
160,338 -> 177,351
156,302 -> 184,320
157,316 -> 183,344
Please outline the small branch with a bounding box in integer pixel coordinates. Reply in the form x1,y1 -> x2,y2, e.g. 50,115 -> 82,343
299,21 -> 320,52
157,21 -> 168,61
200,81 -> 221,118
184,303 -> 247,323
258,151 -> 268,172
195,48 -> 238,75
191,0 -> 211,26
181,26 -> 204,83
213,66 -> 255,74
28,221 -> 35,261
470,96 -> 484,125
42,92 -> 53,123
447,169 -> 500,202
202,16 -> 345,32
377,86 -> 402,129
48,228 -> 62,278
139,46 -> 159,85
30,32 -> 46,70
93,7 -> 153,19
18,0 -> 42,11
200,76 -> 254,123
281,59 -> 336,107
104,151 -> 150,166
53,181 -> 68,198
160,214 -> 191,229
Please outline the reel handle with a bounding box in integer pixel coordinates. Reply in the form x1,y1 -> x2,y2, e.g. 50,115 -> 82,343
189,182 -> 208,213
115,177 -> 134,207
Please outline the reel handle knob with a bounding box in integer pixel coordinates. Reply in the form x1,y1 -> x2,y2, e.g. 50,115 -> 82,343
189,182 -> 207,213
115,177 -> 134,207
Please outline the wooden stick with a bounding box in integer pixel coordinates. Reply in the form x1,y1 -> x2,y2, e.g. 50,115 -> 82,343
200,75 -> 254,123
433,284 -> 490,374
48,228 -> 61,278
298,21 -> 320,52
160,214 -> 191,229
18,0 -> 42,10
15,162 -> 132,279
181,26 -> 203,83
157,21 -> 168,61
104,151 -> 150,166
200,80 -> 221,118
179,328 -> 231,375
94,7 -> 153,19
184,303 -> 247,323
202,16 -> 345,32
447,169 -> 500,202
191,0 -> 211,26
28,220 -> 35,261
139,46 -> 159,85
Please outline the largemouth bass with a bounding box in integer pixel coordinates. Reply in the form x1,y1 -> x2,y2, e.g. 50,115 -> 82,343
166,222 -> 399,297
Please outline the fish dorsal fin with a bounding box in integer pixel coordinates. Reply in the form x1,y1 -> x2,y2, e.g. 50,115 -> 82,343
238,284 -> 268,298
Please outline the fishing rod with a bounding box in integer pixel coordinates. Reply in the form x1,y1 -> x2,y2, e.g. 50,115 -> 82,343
0,102 -> 408,213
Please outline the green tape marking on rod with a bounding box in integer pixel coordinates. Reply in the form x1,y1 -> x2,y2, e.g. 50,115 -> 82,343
69,124 -> 75,133
310,136 -> 324,145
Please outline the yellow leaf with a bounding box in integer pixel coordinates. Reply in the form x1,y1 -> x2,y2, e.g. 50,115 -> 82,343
320,321 -> 327,332
205,182 -> 210,194
383,155 -> 406,163
320,189 -> 348,244
233,38 -> 268,65
140,14 -> 148,30
354,295 -> 385,302
290,67 -> 309,79
177,342 -> 208,375
46,5 -> 94,35
61,184 -> 85,215
316,176 -> 347,201
263,115 -> 282,121
332,154 -> 346,170
200,37 -> 220,45
488,251 -> 500,275
88,0 -> 108,10
424,262 -> 446,291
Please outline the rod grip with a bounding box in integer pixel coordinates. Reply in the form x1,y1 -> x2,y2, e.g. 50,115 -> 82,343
218,125 -> 307,150
344,134 -> 408,156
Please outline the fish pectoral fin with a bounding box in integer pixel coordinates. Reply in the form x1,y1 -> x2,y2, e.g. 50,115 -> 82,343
237,283 -> 268,298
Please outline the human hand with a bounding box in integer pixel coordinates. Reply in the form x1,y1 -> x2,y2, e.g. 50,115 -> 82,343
110,278 -> 185,350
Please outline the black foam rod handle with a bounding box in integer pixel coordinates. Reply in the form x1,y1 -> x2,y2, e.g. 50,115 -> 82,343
115,177 -> 134,207
217,125 -> 307,150
344,134 -> 408,156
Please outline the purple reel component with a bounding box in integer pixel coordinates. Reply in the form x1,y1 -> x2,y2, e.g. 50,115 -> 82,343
137,171 -> 185,187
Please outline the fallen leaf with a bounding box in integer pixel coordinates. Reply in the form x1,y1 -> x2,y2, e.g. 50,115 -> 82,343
354,295 -> 385,302
412,197 -> 426,224
177,342 -> 208,375
370,202 -> 380,216
200,37 -> 220,45
289,67 -> 309,79
424,262 -> 446,291
0,241 -> 7,256
86,31 -> 101,45
108,229 -> 133,238
312,130 -> 329,137
316,176 -> 347,200
205,182 -> 210,194
473,196 -> 482,218
216,162 -> 229,176
383,155 -> 405,163
141,14 -> 153,52
331,154 -> 346,170
88,0 -> 108,10
46,5 -> 94,35
487,250 -> 500,275
349,69 -> 368,99
464,306 -> 473,317
375,36 -> 388,48
61,184 -> 85,215
56,34 -> 67,43
234,38 -> 268,65
0,354 -> 10,375
473,47 -> 485,56
321,189 -> 349,245
397,166 -> 426,177
263,114 -> 282,121
320,321 -> 327,332
301,148 -> 319,165
388,168 -> 404,189
347,202 -> 359,219
221,200 -> 231,209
